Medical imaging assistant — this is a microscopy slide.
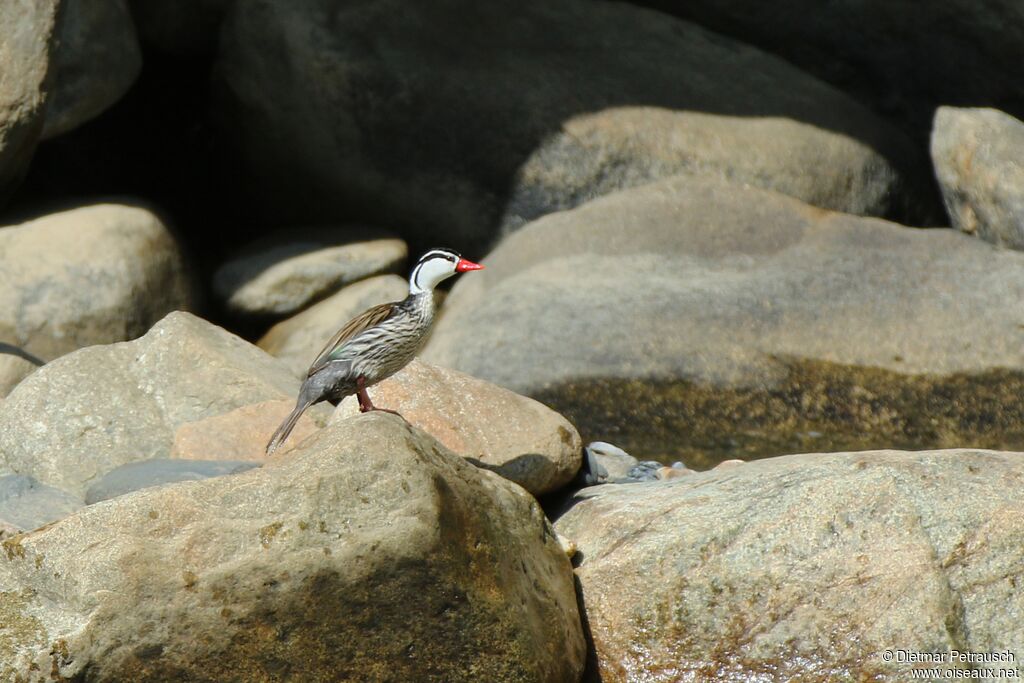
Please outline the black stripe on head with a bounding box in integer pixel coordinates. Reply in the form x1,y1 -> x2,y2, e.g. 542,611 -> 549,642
417,248 -> 460,266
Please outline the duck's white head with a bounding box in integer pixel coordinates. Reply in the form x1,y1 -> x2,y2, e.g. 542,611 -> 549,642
408,247 -> 484,295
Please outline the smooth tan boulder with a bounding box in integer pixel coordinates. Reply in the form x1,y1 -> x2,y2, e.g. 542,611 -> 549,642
334,359 -> 582,495
0,203 -> 194,360
0,414 -> 586,682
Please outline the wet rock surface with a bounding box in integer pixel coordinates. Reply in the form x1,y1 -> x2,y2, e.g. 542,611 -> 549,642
556,449 -> 1024,682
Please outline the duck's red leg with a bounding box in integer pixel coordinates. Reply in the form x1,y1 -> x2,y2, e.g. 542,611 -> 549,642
356,376 -> 403,417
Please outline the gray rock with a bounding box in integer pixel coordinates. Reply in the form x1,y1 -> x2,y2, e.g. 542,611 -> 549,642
128,0 -> 228,57
215,0 -> 924,253
0,414 -> 586,682
0,474 -> 83,532
212,228 -> 407,318
0,203 -> 195,361
555,449 -> 1024,681
931,107 -> 1024,250
84,458 -> 260,504
622,461 -> 665,483
424,176 -> 1024,466
258,274 -> 409,373
631,0 -> 1024,132
0,312 -> 326,498
0,0 -> 59,204
584,442 -> 638,483
332,359 -> 583,495
42,0 -> 142,139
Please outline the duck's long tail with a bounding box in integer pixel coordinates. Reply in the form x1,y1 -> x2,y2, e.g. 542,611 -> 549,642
266,398 -> 313,456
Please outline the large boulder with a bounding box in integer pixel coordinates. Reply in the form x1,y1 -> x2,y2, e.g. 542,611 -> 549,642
0,312 -> 325,498
333,359 -> 583,495
423,176 -> 1024,466
630,0 -> 1024,131
931,107 -> 1024,250
215,0 -> 926,252
258,274 -> 409,373
42,0 -> 143,139
555,449 -> 1024,681
212,228 -> 407,319
0,0 -> 60,204
0,414 -> 586,682
0,203 -> 194,361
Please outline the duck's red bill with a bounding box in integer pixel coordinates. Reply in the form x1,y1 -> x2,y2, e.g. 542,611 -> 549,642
456,259 -> 484,272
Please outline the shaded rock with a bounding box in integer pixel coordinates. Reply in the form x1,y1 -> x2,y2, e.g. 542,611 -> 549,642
215,0 -> 924,253
424,176 -> 1024,466
0,312 -> 322,498
170,399 -> 322,461
931,107 -> 1024,250
258,274 -> 408,374
0,348 -> 39,398
0,474 -> 82,532
333,359 -> 582,495
0,203 -> 194,360
129,0 -> 228,57
556,449 -> 1024,681
630,0 -> 1024,133
0,0 -> 60,204
212,228 -> 407,319
0,414 -> 585,682
42,0 -> 143,139
84,458 -> 260,504
501,106 -> 924,234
